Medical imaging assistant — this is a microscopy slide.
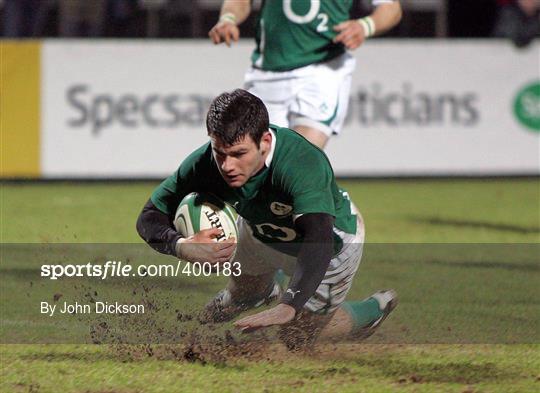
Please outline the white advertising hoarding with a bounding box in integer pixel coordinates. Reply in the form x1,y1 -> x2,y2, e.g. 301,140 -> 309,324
41,40 -> 539,178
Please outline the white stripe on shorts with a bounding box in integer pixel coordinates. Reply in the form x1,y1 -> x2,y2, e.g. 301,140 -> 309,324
235,208 -> 365,315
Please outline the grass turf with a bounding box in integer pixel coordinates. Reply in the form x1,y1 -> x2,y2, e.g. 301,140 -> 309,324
1,179 -> 539,392
1,179 -> 538,244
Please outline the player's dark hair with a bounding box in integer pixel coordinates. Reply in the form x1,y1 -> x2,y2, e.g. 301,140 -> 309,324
206,89 -> 269,147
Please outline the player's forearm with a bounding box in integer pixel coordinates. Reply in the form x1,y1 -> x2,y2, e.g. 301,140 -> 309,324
136,199 -> 181,256
370,1 -> 402,36
220,0 -> 251,25
280,213 -> 335,313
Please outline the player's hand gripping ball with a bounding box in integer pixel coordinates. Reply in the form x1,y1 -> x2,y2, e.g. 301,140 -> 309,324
174,192 -> 237,239
174,193 -> 238,264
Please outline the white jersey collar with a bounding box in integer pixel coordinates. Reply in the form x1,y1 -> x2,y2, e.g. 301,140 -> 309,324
264,129 -> 276,167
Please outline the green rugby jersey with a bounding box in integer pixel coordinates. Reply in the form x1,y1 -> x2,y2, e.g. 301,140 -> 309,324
251,0 -> 354,71
151,126 -> 357,256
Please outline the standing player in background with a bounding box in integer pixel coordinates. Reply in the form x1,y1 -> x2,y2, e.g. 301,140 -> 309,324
209,0 -> 402,149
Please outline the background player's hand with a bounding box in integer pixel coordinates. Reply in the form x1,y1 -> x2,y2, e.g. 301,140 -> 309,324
234,303 -> 296,332
333,20 -> 366,50
176,228 -> 236,263
208,20 -> 240,46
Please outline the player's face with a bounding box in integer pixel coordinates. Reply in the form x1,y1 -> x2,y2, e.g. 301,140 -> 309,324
211,132 -> 272,188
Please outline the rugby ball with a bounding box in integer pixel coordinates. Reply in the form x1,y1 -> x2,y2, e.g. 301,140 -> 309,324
174,192 -> 237,241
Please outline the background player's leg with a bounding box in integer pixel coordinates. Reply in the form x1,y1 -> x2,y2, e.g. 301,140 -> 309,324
293,125 -> 329,149
290,53 -> 355,149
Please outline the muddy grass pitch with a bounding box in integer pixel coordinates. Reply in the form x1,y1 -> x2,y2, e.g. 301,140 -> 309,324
1,179 -> 538,392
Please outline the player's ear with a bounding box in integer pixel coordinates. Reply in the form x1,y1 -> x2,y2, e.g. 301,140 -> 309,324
259,131 -> 272,151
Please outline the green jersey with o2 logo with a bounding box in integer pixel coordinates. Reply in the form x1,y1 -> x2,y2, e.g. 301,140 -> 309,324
251,0 -> 393,71
252,0 -> 354,71
151,126 -> 357,256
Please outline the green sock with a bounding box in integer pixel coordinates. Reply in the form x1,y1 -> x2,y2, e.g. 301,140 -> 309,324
274,269 -> 287,287
341,298 -> 383,329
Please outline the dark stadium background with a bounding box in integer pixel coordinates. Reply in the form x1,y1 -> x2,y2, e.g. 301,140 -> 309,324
0,0 -> 523,40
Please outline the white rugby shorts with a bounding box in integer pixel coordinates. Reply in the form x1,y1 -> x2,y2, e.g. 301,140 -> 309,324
244,52 -> 356,137
234,208 -> 365,315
